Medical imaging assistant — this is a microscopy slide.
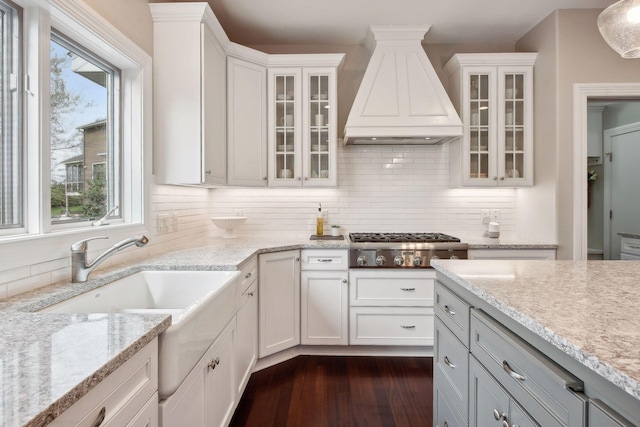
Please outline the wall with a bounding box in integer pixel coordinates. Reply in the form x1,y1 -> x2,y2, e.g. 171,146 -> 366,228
514,12 -> 559,248
210,144 -> 517,238
516,9 -> 640,259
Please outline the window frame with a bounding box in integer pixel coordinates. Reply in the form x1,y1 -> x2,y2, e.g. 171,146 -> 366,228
0,0 -> 150,255
49,31 -> 122,227
0,0 -> 23,236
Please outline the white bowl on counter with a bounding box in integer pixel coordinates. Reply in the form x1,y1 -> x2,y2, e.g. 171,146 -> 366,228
210,216 -> 248,239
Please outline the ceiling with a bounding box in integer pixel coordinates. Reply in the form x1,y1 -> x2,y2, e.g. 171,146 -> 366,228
173,0 -> 613,46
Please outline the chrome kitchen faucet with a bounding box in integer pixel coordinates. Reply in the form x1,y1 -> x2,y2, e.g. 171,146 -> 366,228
71,235 -> 149,283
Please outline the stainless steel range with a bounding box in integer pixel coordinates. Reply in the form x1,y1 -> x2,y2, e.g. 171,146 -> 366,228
348,232 -> 468,268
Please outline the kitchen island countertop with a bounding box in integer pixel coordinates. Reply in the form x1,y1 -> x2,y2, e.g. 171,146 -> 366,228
0,234 -> 348,426
431,259 -> 640,405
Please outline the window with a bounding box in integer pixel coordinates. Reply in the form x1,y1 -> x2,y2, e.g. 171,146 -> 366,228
0,0 -> 21,231
50,34 -> 120,225
0,0 -> 149,244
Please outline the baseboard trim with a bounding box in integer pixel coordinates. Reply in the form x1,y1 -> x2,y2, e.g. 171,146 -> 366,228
254,345 -> 433,372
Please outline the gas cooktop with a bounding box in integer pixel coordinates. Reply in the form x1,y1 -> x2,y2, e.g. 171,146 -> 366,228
348,232 -> 461,244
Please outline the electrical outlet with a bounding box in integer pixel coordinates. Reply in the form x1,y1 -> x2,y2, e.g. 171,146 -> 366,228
322,210 -> 329,223
157,213 -> 171,232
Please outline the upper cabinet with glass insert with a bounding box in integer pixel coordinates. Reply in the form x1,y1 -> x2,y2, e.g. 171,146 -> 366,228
444,53 -> 537,187
267,57 -> 344,187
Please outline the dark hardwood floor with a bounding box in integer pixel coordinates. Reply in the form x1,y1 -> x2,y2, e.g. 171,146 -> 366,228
229,355 -> 433,427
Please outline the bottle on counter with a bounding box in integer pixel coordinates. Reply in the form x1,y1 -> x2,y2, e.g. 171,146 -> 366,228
316,203 -> 324,236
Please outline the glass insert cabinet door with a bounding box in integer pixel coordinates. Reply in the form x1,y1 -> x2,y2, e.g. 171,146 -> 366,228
468,74 -> 491,181
274,74 -> 297,181
306,74 -> 330,182
501,72 -> 525,181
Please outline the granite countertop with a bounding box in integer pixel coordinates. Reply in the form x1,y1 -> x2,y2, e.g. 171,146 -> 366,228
432,259 -> 640,401
618,232 -> 640,240
0,233 -> 348,426
461,234 -> 558,249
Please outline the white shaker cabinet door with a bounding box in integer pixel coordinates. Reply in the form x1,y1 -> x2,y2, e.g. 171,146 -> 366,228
301,270 -> 349,345
259,250 -> 301,357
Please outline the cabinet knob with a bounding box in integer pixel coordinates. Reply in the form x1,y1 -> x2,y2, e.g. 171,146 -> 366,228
263,176 -> 267,181
304,177 -> 309,181
296,257 -> 300,262
500,176 -> 505,181
90,407 -> 106,427
297,176 -> 301,181
248,291 -> 254,297
205,170 -> 212,175
245,272 -> 252,279
342,279 -> 348,284
493,176 -> 498,180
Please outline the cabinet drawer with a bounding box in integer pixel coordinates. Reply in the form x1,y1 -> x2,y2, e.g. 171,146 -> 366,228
239,256 -> 258,293
350,270 -> 435,307
434,377 -> 468,427
589,399 -> 635,427
621,237 -> 640,256
349,307 -> 434,345
301,249 -> 348,270
50,338 -> 158,427
435,281 -> 470,347
470,309 -> 586,427
434,317 -> 468,418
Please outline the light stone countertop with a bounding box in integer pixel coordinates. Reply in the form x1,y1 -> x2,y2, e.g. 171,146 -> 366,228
0,233 -> 347,427
618,232 -> 640,240
431,259 -> 640,402
460,234 -> 558,249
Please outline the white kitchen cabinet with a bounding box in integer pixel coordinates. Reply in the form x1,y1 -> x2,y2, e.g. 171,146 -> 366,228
468,248 -> 556,260
444,53 -> 537,187
159,319 -> 236,427
588,105 -> 604,165
620,236 -> 640,260
349,269 -> 435,346
50,338 -> 158,427
227,55 -> 268,186
259,250 -> 301,357
151,3 -> 228,186
235,258 -> 258,398
267,56 -> 343,187
300,249 -> 349,345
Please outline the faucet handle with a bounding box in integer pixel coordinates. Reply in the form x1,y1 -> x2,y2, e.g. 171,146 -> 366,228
71,236 -> 108,252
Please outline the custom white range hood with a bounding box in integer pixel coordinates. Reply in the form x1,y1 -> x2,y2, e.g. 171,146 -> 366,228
343,25 -> 462,145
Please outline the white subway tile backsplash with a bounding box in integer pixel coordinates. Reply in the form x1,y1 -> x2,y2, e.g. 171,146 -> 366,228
210,144 -> 516,235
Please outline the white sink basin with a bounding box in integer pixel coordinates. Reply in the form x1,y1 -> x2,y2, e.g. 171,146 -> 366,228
40,270 -> 241,398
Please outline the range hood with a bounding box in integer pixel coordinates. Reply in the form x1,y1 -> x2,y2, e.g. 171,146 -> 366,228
343,25 -> 462,145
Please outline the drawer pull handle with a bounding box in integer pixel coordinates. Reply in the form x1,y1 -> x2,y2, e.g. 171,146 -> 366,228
493,409 -> 507,421
91,407 -> 106,427
247,291 -> 254,297
245,272 -> 252,279
400,287 -> 416,291
628,244 -> 640,250
318,258 -> 333,262
443,356 -> 456,368
207,357 -> 221,371
443,305 -> 456,316
400,325 -> 416,329
502,360 -> 526,381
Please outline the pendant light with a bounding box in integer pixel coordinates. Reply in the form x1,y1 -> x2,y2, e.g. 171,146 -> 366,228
598,0 -> 640,58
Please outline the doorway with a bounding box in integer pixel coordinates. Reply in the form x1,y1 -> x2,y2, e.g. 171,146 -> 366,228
573,83 -> 640,260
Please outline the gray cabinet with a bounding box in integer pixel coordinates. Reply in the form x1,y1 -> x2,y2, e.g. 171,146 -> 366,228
470,355 -> 538,427
434,281 -> 589,427
589,400 -> 634,427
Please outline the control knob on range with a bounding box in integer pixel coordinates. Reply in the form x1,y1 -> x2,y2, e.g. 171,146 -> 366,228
393,256 -> 404,266
413,255 -> 423,266
356,255 -> 367,266
375,255 -> 387,266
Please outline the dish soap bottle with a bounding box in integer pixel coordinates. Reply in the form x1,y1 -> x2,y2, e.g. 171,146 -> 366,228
316,203 -> 324,236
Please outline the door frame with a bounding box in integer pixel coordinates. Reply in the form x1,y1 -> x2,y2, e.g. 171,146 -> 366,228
572,83 -> 640,260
